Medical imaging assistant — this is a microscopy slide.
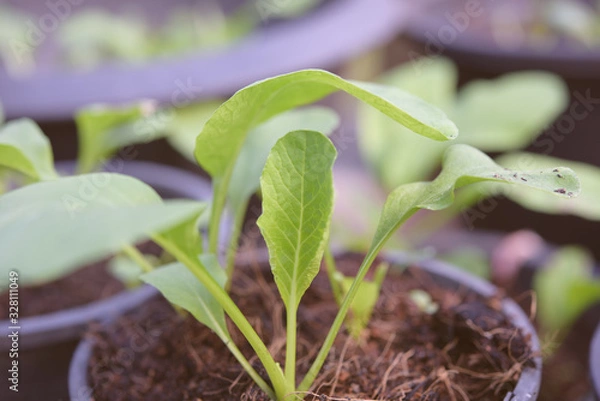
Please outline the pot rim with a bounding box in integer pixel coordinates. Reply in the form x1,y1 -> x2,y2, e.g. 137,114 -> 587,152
0,160 -> 212,350
1,0 -> 412,121
592,324 -> 600,400
405,0 -> 600,78
68,250 -> 541,401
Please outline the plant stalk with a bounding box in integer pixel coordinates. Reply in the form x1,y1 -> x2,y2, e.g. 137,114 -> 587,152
323,247 -> 342,305
154,235 -> 289,400
298,246 -> 381,392
225,199 -> 249,290
122,244 -> 154,273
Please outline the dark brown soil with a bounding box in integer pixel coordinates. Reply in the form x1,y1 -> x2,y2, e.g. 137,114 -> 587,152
87,255 -> 534,400
0,262 -> 124,319
0,243 -> 160,318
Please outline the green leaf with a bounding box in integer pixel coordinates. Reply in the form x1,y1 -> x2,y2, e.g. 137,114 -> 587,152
195,69 -> 458,179
76,101 -> 167,173
496,152 -> 600,220
357,60 -> 567,189
299,143 -> 581,393
0,119 -> 58,181
109,255 -> 145,288
142,255 -> 228,335
357,58 -> 457,189
167,101 -> 222,162
535,246 -> 600,333
338,262 -> 388,338
0,174 -> 205,287
441,247 -> 491,279
372,144 -> 580,251
257,131 -> 336,309
453,71 -> 568,151
229,106 -> 339,211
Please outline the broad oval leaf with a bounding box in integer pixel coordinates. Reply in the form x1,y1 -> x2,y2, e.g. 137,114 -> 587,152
496,152 -> 600,220
142,255 -> 228,336
257,131 -> 336,309
0,173 -> 205,287
371,144 -> 580,249
195,69 -> 459,179
454,71 -> 568,151
534,246 -> 600,333
0,118 -> 58,181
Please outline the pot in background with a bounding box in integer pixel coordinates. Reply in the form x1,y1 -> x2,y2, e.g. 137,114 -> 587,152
592,324 -> 600,400
0,161 -> 212,401
69,251 -> 541,401
1,0 -> 413,121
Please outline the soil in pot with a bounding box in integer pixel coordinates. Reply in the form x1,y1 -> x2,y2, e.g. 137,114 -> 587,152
85,254 -> 535,400
0,242 -> 159,401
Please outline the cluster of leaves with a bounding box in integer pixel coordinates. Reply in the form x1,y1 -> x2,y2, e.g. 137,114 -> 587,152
0,69 -> 581,400
0,1 -> 323,73
350,57 -> 600,247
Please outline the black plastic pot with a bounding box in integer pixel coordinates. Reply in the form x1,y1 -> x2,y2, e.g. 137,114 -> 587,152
0,0 -> 413,121
592,324 -> 600,401
68,251 -> 541,401
0,161 -> 212,401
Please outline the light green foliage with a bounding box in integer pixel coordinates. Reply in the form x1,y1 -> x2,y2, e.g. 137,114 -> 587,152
229,107 -> 339,211
195,68 -> 458,252
109,255 -> 145,288
358,57 -> 568,189
0,119 -> 58,181
259,0 -> 321,19
535,246 -> 600,334
75,101 -> 167,173
58,9 -> 150,69
0,173 -> 204,287
167,101 -> 222,162
338,262 -> 388,339
196,68 -> 457,178
257,130 -> 336,388
298,144 -> 579,393
142,255 -> 228,335
0,5 -> 36,76
257,131 -> 336,309
496,152 -> 600,220
440,247 -> 491,279
409,290 -> 439,315
371,145 -> 579,250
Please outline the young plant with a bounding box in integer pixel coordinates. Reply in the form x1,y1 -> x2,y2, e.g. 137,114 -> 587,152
0,69 -> 581,400
140,70 -> 578,399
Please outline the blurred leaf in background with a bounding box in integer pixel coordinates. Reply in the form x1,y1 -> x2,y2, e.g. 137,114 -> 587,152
358,57 -> 568,190
0,5 -> 36,77
535,246 -> 600,335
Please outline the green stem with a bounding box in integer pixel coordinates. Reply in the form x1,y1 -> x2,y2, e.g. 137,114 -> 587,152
154,234 -> 289,400
407,189 -> 482,245
285,306 -> 297,390
225,199 -> 249,290
122,245 -> 154,273
221,334 -> 276,399
298,247 -> 381,392
208,178 -> 227,254
324,247 -> 342,305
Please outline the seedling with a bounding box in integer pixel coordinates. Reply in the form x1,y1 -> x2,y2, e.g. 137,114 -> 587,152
0,70 -> 581,400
